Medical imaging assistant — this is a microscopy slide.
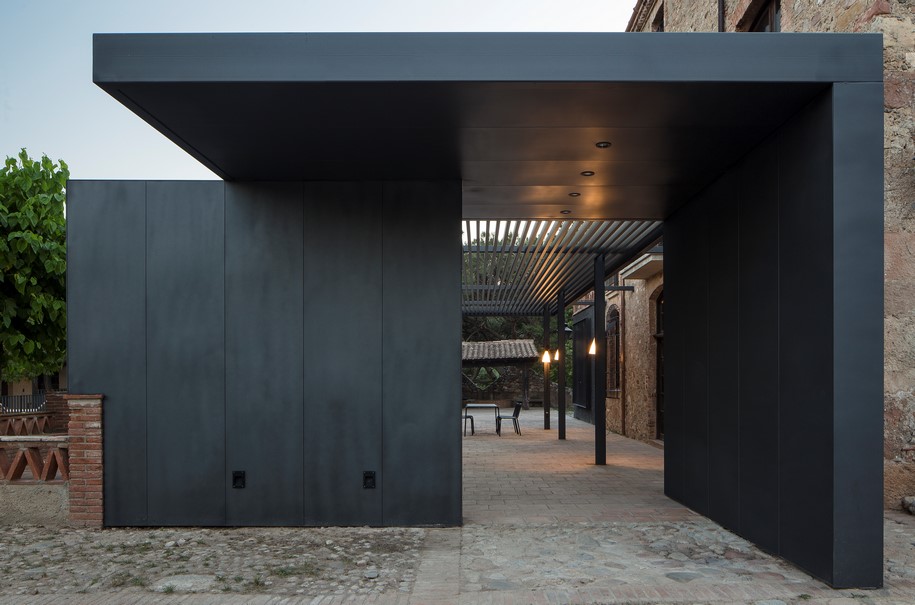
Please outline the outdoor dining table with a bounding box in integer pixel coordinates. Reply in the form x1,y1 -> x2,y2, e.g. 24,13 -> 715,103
463,403 -> 500,433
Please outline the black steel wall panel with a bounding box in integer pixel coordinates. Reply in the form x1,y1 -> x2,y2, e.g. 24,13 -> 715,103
736,137 -> 780,554
67,181 -> 148,526
382,182 -> 462,526
705,172 -> 740,532
69,179 -> 462,528
145,181 -> 226,525
225,183 -> 305,525
828,83 -> 884,587
777,93 -> 834,581
302,182 -> 384,526
682,200 -> 710,515
661,212 -> 685,504
665,86 -> 883,587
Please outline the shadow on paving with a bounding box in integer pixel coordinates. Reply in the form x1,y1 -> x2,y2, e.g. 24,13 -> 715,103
454,409 -> 915,604
462,408 -> 692,524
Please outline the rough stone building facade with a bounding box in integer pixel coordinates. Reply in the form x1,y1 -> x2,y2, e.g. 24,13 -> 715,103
606,251 -> 665,444
626,0 -> 915,507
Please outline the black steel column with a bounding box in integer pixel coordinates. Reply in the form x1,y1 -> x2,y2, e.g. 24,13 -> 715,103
543,305 -> 551,430
594,255 -> 607,465
557,288 -> 566,440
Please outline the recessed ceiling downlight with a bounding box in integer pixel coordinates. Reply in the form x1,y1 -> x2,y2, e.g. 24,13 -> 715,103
568,192 -> 581,197
560,210 -> 572,215
595,141 -> 612,149
580,170 -> 595,177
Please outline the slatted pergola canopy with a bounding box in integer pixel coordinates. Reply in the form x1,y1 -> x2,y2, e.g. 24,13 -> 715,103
462,219 -> 661,316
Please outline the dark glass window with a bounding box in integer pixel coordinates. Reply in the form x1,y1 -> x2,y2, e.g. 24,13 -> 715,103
607,308 -> 621,393
652,4 -> 665,32
751,0 -> 781,32
572,316 -> 593,410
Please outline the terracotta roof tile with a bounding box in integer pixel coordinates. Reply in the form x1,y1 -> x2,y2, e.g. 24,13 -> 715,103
461,339 -> 539,363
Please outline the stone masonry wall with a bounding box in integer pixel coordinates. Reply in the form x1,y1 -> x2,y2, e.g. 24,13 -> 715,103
666,0 -> 718,30
628,0 -> 915,507
604,273 -> 664,441
623,273 -> 665,442
0,483 -> 69,526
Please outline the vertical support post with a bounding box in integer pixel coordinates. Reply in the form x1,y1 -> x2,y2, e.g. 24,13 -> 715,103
542,305 -> 551,430
594,255 -> 607,465
522,365 -> 530,409
827,82 -> 884,587
557,288 -> 566,440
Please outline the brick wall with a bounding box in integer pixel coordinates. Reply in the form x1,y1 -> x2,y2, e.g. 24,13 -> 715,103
44,390 -> 69,434
66,394 -> 103,528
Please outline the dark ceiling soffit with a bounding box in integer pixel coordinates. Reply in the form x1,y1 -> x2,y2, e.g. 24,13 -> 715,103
107,88 -> 230,178
93,33 -> 883,85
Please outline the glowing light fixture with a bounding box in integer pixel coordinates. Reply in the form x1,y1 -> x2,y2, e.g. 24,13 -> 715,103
588,338 -> 597,355
553,349 -> 560,361
542,350 -> 551,364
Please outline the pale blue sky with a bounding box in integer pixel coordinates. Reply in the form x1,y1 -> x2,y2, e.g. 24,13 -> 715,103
0,0 -> 633,180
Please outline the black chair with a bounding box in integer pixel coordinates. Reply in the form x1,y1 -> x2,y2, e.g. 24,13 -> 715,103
463,411 -> 474,436
496,402 -> 522,436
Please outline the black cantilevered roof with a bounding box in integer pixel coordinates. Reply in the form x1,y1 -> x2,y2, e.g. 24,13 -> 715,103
92,32 -> 881,316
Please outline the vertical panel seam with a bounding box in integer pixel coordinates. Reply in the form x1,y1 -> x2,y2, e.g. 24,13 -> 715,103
299,181 -> 314,523
380,182 -> 385,526
144,181 -> 149,524
736,182 -> 741,535
776,131 -> 782,556
681,227 -> 686,498
706,212 -> 711,515
830,85 -> 837,579
223,181 -> 228,526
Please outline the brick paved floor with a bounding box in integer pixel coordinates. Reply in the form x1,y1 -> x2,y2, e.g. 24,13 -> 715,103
462,408 -> 697,524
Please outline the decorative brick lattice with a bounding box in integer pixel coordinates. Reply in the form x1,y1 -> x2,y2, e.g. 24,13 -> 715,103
0,414 -> 52,436
0,441 -> 69,481
67,394 -> 103,528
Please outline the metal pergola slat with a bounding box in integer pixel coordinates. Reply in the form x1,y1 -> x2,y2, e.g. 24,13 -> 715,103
461,219 -> 662,316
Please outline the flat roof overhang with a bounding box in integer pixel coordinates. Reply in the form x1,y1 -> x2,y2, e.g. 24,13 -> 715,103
93,32 -> 882,221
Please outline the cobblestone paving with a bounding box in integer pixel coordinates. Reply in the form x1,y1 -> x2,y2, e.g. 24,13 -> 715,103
0,411 -> 913,605
0,525 -> 423,599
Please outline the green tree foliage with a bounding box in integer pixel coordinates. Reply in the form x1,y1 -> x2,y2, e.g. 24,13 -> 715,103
0,150 -> 68,382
